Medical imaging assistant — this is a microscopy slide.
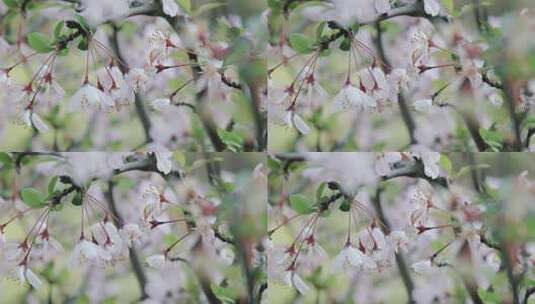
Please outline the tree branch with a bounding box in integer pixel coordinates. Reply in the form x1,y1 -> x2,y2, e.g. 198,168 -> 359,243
382,159 -> 449,188
375,21 -> 417,146
372,187 -> 415,304
104,180 -> 148,301
108,24 -> 153,145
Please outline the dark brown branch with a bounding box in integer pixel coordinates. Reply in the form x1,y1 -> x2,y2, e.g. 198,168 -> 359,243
462,113 -> 489,152
105,180 -> 148,301
372,187 -> 415,304
109,24 -> 153,145
375,21 -> 417,145
382,159 -> 449,189
524,287 -> 535,304
482,71 -> 503,90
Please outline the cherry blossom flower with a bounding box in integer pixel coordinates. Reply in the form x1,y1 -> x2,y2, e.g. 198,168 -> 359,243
0,69 -> 10,87
22,110 -> 49,133
151,98 -> 172,112
375,0 -> 391,14
70,238 -> 111,266
299,73 -> 328,110
411,148 -> 441,179
69,83 -> 107,111
332,244 -> 366,273
374,152 -> 402,176
332,83 -> 376,112
410,31 -> 431,68
162,0 -> 181,17
268,93 -> 311,135
125,68 -> 151,94
388,231 -> 409,253
37,228 -> 64,260
288,111 -> 311,135
359,67 -> 389,100
411,259 -> 433,275
147,31 -> 183,65
488,92 -> 503,106
120,224 -> 142,248
147,143 -> 173,175
146,254 -> 167,270
0,229 -> 6,248
413,99 -> 433,113
423,0 -> 441,17
283,270 -> 310,295
15,265 -> 43,289
196,60 -> 230,103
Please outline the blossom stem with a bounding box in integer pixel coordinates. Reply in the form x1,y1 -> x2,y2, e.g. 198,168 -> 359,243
268,53 -> 299,76
289,213 -> 319,268
164,230 -> 193,255
22,207 -> 51,245
170,78 -> 195,99
430,239 -> 455,261
267,213 -> 303,236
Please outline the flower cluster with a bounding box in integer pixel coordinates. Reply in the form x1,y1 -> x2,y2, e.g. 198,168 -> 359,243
267,0 -> 535,152
0,0 -> 266,151
0,152 -> 267,303
267,152 -> 535,303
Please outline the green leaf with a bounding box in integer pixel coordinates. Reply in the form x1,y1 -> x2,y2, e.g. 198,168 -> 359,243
71,191 -> 83,206
27,32 -> 54,53
211,284 -> 236,304
53,21 -> 64,40
315,21 -> 327,39
217,180 -> 236,193
20,188 -> 47,208
440,0 -> 454,13
339,37 -> 351,51
0,152 -> 13,169
288,33 -> 314,54
315,182 -> 327,202
478,288 -> 499,304
267,156 -> 282,173
522,116 -> 535,129
176,0 -> 192,14
3,0 -> 19,10
218,129 -> 244,152
339,197 -> 350,212
479,128 -> 504,151
439,154 -> 453,175
289,194 -> 314,214
77,37 -> 89,51
173,151 -> 186,167
74,14 -> 92,34
58,48 -> 69,56
267,0 -> 281,11
47,176 -> 59,195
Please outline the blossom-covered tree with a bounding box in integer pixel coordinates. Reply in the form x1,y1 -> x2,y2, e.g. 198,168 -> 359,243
0,0 -> 266,152
0,152 -> 267,303
268,152 -> 535,303
267,0 -> 535,152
